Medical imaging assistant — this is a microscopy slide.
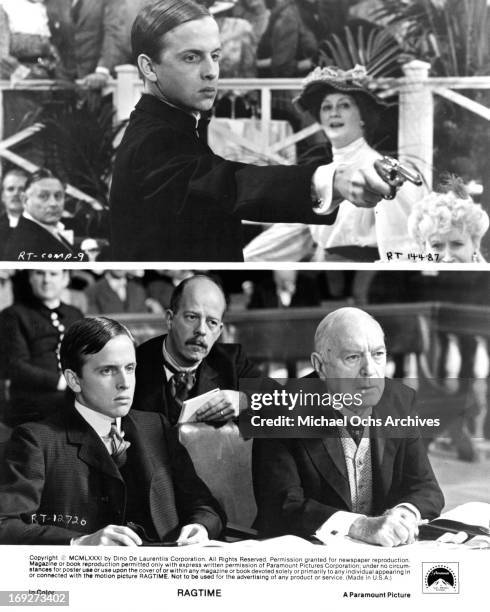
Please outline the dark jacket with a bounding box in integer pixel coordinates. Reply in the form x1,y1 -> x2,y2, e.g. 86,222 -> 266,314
3,216 -> 83,263
253,378 -> 444,537
133,335 -> 261,423
110,95 -> 337,261
0,406 -> 225,544
0,300 -> 83,425
258,0 -> 318,77
86,276 -> 148,314
46,0 -> 126,78
0,213 -> 12,259
248,273 -> 322,309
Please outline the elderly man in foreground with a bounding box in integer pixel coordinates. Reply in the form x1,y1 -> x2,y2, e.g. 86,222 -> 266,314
253,307 -> 444,546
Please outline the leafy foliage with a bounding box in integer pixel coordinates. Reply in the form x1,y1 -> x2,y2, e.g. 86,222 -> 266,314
30,93 -> 127,208
13,91 -> 127,240
319,25 -> 403,77
375,0 -> 489,76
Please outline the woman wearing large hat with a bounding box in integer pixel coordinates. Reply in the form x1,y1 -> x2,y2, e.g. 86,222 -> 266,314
244,64 -> 423,262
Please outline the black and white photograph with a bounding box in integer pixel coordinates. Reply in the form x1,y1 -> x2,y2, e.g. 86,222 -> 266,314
0,0 -> 488,263
0,0 -> 489,610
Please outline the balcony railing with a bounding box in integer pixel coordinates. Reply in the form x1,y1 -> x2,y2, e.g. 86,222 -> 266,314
1,62 -> 489,203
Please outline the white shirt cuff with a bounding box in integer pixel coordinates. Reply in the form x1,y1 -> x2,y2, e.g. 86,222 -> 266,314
95,66 -> 110,77
312,164 -> 337,215
315,510 -> 365,543
395,503 -> 421,521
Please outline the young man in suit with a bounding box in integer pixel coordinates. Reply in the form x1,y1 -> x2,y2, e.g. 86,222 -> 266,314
4,169 -> 84,262
253,307 -> 444,547
110,0 -> 394,261
134,274 -> 260,425
0,316 -> 225,545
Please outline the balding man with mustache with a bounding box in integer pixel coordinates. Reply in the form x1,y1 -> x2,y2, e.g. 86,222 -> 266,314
133,274 -> 261,425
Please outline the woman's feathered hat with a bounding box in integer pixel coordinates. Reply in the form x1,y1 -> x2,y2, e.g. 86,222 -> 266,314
295,64 -> 392,117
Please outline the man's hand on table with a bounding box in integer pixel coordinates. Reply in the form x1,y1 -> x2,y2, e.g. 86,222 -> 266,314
348,507 -> 420,547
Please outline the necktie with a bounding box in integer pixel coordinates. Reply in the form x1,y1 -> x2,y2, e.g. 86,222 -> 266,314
168,371 -> 196,425
109,422 -> 130,468
346,422 -> 365,446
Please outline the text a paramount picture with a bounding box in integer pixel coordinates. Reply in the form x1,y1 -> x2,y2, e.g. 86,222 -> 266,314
0,269 -> 489,609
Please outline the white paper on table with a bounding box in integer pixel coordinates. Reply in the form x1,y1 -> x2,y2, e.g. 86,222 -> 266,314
440,502 -> 490,527
179,388 -> 220,423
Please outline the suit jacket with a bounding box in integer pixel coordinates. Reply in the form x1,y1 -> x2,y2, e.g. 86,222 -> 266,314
253,378 -> 444,538
86,277 -> 148,314
46,0 -> 125,79
248,274 -> 322,309
3,216 -> 82,262
0,405 -> 225,544
0,300 -> 83,425
258,0 -> 317,77
0,212 -> 12,259
133,335 -> 261,423
110,95 -> 337,261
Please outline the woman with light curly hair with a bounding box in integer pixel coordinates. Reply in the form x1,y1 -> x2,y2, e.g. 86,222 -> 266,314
408,177 -> 489,263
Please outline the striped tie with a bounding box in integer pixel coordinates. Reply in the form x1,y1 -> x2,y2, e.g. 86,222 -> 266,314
109,422 -> 130,467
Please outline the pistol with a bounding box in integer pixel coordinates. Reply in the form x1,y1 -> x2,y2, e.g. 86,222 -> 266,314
374,156 -> 423,187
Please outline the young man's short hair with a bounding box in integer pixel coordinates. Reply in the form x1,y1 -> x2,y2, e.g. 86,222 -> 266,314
60,317 -> 134,375
131,0 -> 210,62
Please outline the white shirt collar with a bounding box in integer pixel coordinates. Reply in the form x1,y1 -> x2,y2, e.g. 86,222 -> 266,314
162,338 -> 199,375
105,274 -> 127,292
7,213 -> 20,228
164,365 -> 175,382
74,399 -> 121,438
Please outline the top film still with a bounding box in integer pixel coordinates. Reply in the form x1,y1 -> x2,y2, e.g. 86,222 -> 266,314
0,268 -> 489,549
0,0 -> 489,264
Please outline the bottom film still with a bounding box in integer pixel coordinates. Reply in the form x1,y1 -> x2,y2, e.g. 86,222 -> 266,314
0,268 -> 488,610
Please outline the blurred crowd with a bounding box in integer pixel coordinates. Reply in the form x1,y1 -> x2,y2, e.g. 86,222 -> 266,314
0,267 -> 488,316
0,1 -> 387,87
